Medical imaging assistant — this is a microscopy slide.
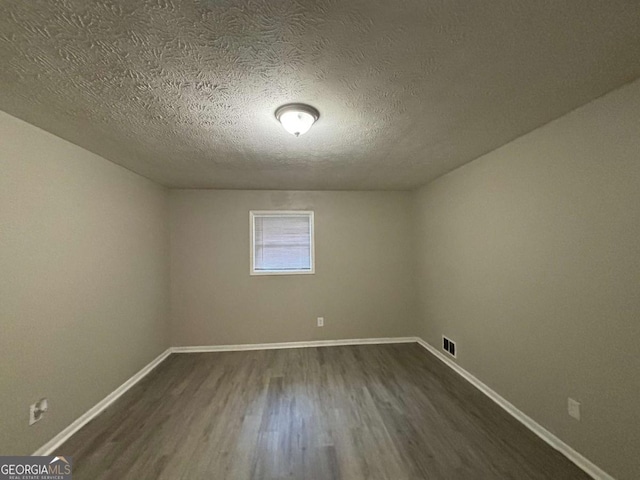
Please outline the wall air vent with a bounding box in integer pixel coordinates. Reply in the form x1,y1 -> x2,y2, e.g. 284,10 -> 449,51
442,335 -> 457,358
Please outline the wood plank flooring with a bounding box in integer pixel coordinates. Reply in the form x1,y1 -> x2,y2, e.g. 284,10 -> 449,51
60,344 -> 590,479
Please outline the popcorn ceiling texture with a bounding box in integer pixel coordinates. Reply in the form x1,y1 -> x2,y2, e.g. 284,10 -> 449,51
1,0 -> 639,190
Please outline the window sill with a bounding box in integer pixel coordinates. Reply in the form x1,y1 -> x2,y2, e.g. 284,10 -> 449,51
250,270 -> 315,276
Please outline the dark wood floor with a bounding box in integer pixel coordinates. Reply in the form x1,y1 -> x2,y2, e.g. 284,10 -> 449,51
61,344 -> 590,479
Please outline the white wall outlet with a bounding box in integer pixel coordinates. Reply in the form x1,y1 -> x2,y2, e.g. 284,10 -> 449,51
29,398 -> 48,425
317,317 -> 324,327
568,398 -> 581,421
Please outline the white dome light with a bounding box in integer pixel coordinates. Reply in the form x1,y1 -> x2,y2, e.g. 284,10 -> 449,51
275,104 -> 320,137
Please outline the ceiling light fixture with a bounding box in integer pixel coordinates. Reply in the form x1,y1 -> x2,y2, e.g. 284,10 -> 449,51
275,103 -> 320,137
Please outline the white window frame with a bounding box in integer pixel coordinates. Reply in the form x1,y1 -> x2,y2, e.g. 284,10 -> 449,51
250,210 -> 315,276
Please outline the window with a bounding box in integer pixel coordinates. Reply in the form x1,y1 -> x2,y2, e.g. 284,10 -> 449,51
250,211 -> 315,275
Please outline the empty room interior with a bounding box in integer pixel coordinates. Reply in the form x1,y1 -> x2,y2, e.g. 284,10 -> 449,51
1,1 -> 639,479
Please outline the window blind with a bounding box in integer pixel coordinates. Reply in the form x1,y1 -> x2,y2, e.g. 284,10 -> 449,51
253,213 -> 313,272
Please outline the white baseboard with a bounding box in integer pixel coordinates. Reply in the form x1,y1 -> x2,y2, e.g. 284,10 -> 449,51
32,348 -> 172,456
172,336 -> 417,353
414,338 -> 614,480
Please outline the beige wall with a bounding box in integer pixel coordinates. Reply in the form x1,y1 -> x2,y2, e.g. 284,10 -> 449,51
413,79 -> 640,479
0,112 -> 171,455
170,190 -> 418,346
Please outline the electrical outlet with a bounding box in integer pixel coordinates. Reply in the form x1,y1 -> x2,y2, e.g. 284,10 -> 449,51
29,398 -> 48,425
568,398 -> 581,421
317,317 -> 324,327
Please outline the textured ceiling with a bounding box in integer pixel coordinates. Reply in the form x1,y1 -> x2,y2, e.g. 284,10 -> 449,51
1,1 -> 639,190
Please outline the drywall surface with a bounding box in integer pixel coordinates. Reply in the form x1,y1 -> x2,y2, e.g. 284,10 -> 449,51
0,111 -> 170,455
170,190 -> 418,346
413,79 -> 640,479
2,1 -> 640,189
